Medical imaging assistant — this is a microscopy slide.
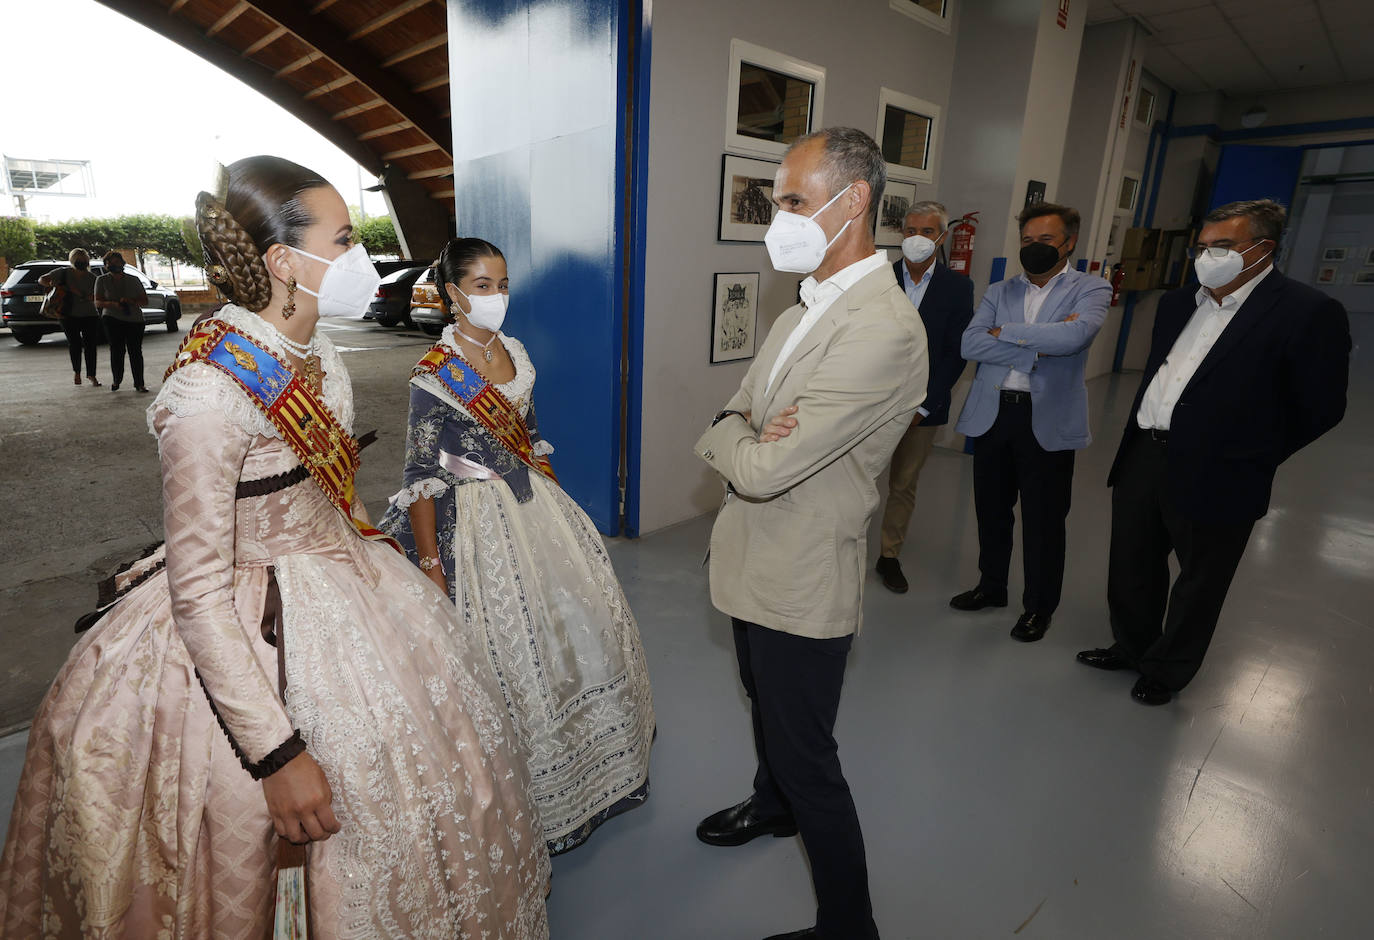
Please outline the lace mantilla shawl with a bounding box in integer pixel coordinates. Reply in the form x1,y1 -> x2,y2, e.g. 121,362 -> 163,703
147,305 -> 354,440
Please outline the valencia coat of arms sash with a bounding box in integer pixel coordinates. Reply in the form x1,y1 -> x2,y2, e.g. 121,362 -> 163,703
167,318 -> 399,551
412,344 -> 558,484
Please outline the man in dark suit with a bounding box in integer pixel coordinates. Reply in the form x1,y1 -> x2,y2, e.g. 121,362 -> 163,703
950,203 -> 1111,642
1078,199 -> 1351,705
875,202 -> 975,593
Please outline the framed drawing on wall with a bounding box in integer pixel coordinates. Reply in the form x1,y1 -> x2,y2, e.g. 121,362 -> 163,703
1354,268 -> 1374,285
719,154 -> 780,242
711,272 -> 760,363
1322,247 -> 1348,262
1317,265 -> 1339,284
875,180 -> 917,247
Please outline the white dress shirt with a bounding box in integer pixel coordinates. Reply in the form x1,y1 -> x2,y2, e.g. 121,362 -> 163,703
1003,265 -> 1071,392
1137,265 -> 1273,431
765,250 -> 890,395
901,262 -> 935,416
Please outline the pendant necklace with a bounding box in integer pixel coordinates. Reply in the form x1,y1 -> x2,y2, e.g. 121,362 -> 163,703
454,325 -> 499,363
257,317 -> 323,393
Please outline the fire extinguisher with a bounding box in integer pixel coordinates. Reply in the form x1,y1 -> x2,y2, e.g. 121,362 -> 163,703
1110,262 -> 1126,306
947,211 -> 978,275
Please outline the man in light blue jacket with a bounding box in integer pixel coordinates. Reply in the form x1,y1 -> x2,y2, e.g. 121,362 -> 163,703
950,203 -> 1111,642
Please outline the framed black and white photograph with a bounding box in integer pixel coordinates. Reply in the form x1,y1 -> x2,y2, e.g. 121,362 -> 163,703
710,272 -> 760,364
718,154 -> 780,242
874,180 -> 917,247
1354,268 -> 1374,286
1322,247 -> 1348,262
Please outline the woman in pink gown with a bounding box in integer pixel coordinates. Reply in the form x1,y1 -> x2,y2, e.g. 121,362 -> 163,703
0,157 -> 550,939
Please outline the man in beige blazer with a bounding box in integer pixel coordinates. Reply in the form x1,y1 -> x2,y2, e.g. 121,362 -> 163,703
694,127 -> 928,940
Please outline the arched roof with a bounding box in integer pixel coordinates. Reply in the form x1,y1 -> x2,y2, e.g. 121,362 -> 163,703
97,0 -> 455,212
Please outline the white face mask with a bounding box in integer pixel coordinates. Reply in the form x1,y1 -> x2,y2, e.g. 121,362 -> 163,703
453,284 -> 509,332
764,183 -> 855,274
289,243 -> 381,318
901,231 -> 944,265
1193,240 -> 1270,290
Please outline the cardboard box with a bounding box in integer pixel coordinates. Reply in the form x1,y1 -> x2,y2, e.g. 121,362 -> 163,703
1122,227 -> 1162,260
1121,259 -> 1163,292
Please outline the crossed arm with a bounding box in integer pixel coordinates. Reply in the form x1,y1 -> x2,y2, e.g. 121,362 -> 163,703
697,318 -> 924,500
961,279 -> 1111,368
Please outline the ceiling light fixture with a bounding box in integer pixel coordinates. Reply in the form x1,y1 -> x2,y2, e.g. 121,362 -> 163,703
1240,105 -> 1268,129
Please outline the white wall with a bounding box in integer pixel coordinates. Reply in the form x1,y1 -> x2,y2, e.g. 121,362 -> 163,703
637,0 -> 960,534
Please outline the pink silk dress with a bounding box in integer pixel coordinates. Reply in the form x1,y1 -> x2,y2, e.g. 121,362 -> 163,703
0,305 -> 550,939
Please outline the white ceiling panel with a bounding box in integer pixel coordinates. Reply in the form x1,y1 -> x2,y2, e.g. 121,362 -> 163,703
1144,45 -> 1211,92
1116,0 -> 1215,17
1086,0 -> 1127,25
1146,5 -> 1233,43
1228,10 -> 1328,43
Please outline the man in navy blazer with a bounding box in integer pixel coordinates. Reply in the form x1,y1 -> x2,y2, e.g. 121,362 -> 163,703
1078,199 -> 1350,705
951,203 -> 1111,642
875,202 -> 975,593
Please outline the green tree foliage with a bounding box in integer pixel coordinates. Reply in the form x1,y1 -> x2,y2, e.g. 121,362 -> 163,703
33,215 -> 200,267
356,216 -> 401,257
0,216 -> 38,265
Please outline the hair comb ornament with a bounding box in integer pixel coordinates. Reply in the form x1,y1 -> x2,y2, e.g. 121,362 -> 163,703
210,161 -> 230,203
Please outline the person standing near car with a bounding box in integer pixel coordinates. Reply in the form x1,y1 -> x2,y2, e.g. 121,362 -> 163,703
38,249 -> 102,386
95,250 -> 149,392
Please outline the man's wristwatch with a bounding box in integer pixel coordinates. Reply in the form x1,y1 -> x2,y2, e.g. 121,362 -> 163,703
711,409 -> 746,427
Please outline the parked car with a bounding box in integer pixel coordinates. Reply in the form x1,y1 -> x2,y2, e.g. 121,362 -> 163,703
365,263 -> 429,327
2,260 -> 181,346
409,266 -> 448,336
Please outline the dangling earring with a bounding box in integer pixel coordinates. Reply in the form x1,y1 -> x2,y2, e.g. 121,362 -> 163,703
282,276 -> 297,320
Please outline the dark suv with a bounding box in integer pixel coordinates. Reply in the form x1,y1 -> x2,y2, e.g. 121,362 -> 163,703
364,263 -> 429,327
2,260 -> 182,346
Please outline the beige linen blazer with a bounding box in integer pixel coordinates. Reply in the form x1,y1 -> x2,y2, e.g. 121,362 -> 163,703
695,263 -> 928,639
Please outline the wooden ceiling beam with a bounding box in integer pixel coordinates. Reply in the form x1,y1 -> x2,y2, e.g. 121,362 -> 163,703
413,74 -> 450,94
310,0 -> 339,11
407,165 -> 454,181
381,34 -> 447,69
333,98 -> 387,120
168,0 -> 190,13
303,74 -> 356,100
206,0 -> 250,37
275,52 -> 319,78
357,120 -> 414,141
92,0 -> 382,174
430,189 -> 456,200
242,24 -> 288,57
349,0 -> 434,41
233,0 -> 452,156
383,142 -> 442,160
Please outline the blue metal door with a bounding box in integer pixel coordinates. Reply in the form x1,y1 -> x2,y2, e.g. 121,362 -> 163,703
1208,144 -> 1304,210
446,0 -> 641,535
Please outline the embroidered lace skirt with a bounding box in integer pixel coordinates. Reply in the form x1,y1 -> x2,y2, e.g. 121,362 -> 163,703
383,473 -> 655,855
0,543 -> 550,939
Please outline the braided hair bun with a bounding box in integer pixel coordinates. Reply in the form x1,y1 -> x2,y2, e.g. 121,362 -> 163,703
195,156 -> 331,313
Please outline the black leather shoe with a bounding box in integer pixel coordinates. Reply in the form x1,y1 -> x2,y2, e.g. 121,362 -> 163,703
949,585 -> 1008,610
763,930 -> 818,940
1009,612 -> 1051,642
1132,676 -> 1173,705
875,556 -> 908,594
696,796 -> 797,847
1077,647 -> 1131,671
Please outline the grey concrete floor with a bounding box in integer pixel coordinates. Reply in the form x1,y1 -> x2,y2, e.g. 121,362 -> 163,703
2,314 -> 1371,939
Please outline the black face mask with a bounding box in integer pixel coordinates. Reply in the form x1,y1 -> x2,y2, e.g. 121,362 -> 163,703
1020,240 -> 1066,276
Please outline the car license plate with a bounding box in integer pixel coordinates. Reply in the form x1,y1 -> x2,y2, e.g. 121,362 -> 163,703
25,295 -> 44,302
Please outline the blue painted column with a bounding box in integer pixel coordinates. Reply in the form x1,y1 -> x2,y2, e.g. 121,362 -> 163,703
446,0 -> 640,535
